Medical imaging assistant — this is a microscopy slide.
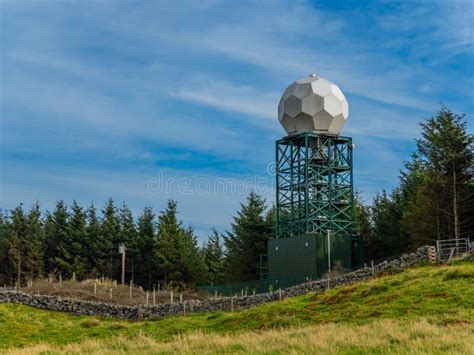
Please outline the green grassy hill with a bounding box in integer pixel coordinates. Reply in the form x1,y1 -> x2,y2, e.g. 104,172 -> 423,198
1,260 -> 473,354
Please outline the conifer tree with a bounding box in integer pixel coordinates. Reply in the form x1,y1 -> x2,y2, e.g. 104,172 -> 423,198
44,201 -> 71,277
25,203 -> 44,279
414,107 -> 473,240
84,203 -> 103,277
177,226 -> 208,286
370,108 -> 472,254
155,200 -> 181,286
100,198 -> 119,279
136,206 -> 156,288
265,204 -> 276,238
354,194 -> 376,261
0,210 -> 12,285
224,192 -> 272,281
371,190 -> 407,259
9,204 -> 28,285
0,209 -> 12,285
399,155 -> 442,247
155,200 -> 207,288
118,203 -> 137,283
68,201 -> 88,278
43,212 -> 54,274
203,228 -> 225,283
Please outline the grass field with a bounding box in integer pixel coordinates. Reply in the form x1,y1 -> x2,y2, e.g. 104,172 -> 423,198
1,260 -> 473,354
16,278 -> 208,306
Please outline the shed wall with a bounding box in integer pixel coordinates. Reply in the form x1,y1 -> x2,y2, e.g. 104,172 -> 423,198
268,234 -> 352,282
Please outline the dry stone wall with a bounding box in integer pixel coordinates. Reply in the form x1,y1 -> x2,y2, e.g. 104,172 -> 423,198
0,246 -> 431,320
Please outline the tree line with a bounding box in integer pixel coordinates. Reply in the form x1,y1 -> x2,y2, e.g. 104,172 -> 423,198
0,107 -> 472,288
0,192 -> 273,289
357,107 -> 473,260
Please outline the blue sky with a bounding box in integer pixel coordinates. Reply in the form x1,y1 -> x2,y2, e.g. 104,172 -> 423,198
1,0 -> 473,241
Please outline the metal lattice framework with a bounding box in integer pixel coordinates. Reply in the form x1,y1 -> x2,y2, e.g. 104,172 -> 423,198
276,132 -> 355,238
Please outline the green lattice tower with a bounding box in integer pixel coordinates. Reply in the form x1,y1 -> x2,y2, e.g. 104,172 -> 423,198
275,132 -> 355,238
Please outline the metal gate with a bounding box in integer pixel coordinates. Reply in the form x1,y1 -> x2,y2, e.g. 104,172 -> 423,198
436,238 -> 471,262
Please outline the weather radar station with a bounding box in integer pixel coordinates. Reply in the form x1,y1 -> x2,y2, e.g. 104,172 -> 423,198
265,74 -> 363,286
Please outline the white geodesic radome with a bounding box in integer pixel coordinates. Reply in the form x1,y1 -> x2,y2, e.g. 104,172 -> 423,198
278,75 -> 349,136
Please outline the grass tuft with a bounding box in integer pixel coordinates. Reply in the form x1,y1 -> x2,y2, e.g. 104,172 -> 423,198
108,323 -> 127,330
80,319 -> 100,328
361,284 -> 389,296
443,269 -> 473,281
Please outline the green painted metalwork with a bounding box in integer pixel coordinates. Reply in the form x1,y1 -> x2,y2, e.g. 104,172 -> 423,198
199,132 -> 363,294
268,233 -> 352,281
276,132 -> 355,238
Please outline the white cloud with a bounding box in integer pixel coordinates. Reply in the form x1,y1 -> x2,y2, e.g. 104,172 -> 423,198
433,1 -> 474,51
171,75 -> 279,123
178,17 -> 436,112
374,1 -> 474,60
2,70 -> 260,159
171,72 -> 424,141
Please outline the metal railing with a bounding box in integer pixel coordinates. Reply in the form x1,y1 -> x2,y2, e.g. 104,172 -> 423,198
436,238 -> 471,262
198,276 -> 315,297
199,259 -> 371,297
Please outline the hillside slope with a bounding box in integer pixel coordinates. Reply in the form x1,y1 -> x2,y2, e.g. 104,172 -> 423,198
1,260 -> 473,353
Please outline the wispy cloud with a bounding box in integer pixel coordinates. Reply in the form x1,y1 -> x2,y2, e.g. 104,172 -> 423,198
179,15 -> 436,112
374,1 -> 473,61
2,69 -> 261,159
172,75 -> 279,123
